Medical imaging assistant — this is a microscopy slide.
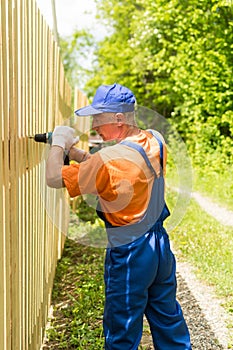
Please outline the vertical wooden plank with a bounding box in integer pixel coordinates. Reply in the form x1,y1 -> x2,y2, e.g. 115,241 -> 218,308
74,88 -> 90,152
9,0 -> 21,348
47,31 -> 54,132
29,1 -> 35,343
0,35 -> 4,350
14,2 -> 23,348
2,0 -> 11,348
35,11 -> 42,343
0,3 -> 4,349
25,0 -> 33,345
22,0 -> 30,347
2,0 -> 12,346
28,1 -> 36,347
72,88 -> 90,211
0,1 -> 9,348
19,0 -> 27,346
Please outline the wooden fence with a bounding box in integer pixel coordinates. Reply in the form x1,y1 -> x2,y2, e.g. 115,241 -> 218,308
0,0 -> 89,349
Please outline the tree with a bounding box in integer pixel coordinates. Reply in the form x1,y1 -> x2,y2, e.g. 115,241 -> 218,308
85,0 -> 233,167
59,29 -> 96,90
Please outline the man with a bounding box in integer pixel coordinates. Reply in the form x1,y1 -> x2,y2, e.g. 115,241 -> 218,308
46,83 -> 191,349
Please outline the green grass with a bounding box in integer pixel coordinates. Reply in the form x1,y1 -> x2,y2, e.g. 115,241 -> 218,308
166,189 -> 233,312
45,242 -> 105,349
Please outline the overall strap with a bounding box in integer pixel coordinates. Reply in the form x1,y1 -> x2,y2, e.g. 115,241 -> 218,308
148,129 -> 164,170
120,140 -> 156,176
120,130 -> 164,175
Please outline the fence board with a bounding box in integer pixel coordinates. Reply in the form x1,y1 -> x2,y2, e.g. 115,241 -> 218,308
0,1 -> 4,348
1,0 -> 12,349
9,0 -> 22,348
74,88 -> 90,152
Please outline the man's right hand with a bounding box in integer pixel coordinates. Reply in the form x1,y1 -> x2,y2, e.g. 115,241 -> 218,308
69,146 -> 91,163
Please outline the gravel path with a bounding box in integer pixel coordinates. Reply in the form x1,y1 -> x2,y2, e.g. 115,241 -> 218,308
141,259 -> 232,349
177,271 -> 225,350
176,260 -> 231,349
141,270 -> 225,349
141,257 -> 231,350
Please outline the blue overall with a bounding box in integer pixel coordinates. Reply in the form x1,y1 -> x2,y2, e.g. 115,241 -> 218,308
97,131 -> 191,350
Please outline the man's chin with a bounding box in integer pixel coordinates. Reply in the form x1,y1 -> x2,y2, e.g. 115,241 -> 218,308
99,134 -> 105,141
100,135 -> 108,141
99,134 -> 116,142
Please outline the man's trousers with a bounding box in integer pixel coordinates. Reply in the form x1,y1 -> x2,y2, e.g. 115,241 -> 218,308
103,224 -> 191,350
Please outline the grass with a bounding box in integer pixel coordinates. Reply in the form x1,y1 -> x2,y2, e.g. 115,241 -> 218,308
44,242 -> 106,349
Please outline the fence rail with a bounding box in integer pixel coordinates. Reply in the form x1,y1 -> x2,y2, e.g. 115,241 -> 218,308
0,1 -> 89,349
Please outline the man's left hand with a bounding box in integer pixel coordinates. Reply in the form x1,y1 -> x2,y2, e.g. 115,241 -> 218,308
52,126 -> 79,150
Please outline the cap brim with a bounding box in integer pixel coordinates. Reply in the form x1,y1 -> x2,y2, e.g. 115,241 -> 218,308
75,105 -> 103,116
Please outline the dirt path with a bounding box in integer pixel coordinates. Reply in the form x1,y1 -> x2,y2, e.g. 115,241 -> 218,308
192,192 -> 233,226
141,253 -> 232,350
141,255 -> 232,350
141,269 -> 227,349
176,259 -> 231,349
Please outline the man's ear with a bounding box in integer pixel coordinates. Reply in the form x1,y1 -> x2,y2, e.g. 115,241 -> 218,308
114,113 -> 125,125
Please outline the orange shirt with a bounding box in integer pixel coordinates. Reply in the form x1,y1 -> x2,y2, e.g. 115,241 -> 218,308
62,130 -> 166,226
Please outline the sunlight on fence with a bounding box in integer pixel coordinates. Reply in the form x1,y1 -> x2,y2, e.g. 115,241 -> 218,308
0,1 -> 89,349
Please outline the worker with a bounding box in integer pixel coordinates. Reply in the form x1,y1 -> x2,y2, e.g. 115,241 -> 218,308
46,83 -> 191,349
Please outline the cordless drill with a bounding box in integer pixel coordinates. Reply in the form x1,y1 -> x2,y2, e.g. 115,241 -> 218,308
30,132 -> 70,165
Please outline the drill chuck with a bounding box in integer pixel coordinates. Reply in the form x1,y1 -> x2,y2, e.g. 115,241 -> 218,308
33,132 -> 53,144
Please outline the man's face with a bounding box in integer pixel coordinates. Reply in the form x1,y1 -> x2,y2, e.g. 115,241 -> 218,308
92,113 -> 119,141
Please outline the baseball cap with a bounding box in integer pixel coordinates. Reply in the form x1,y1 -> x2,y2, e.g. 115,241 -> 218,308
75,83 -> 136,116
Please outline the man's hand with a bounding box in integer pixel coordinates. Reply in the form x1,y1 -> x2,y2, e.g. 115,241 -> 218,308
52,126 -> 79,150
69,146 -> 91,163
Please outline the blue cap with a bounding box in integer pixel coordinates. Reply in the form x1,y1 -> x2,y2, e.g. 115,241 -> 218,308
75,83 -> 136,116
